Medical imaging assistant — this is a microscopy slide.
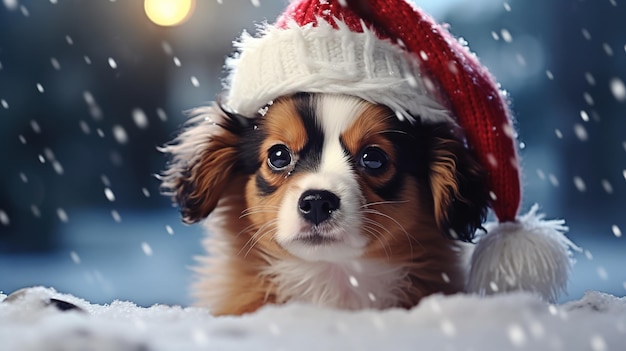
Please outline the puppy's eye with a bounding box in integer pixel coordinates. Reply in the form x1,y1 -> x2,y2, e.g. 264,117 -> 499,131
268,144 -> 292,171
359,146 -> 388,172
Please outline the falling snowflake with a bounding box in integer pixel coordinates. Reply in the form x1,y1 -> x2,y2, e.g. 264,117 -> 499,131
507,324 -> 526,347
581,28 -> 591,40
611,225 -> 622,238
57,208 -> 69,223
441,272 -> 450,283
112,125 -> 128,144
348,276 -> 359,287
156,108 -> 167,121
111,210 -> 122,223
609,77 -> 626,102
537,169 -> 546,180
190,76 -> 200,87
83,91 -> 103,120
555,129 -> 563,139
104,188 -> 116,202
583,92 -> 594,106
50,57 -> 61,70
601,179 -> 613,194
132,108 -> 149,129
590,334 -> 607,351
52,161 -> 64,175
101,174 -> 111,187
31,205 -> 41,218
70,251 -> 81,264
440,320 -> 456,337
500,29 -> 513,43
141,242 -> 153,256
573,176 -> 586,192
0,210 -> 9,226
573,123 -> 588,141
161,41 -> 173,55
79,120 -> 91,134
108,57 -> 117,69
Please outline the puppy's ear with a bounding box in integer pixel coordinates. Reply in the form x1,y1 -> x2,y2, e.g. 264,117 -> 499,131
160,103 -> 252,224
428,124 -> 489,242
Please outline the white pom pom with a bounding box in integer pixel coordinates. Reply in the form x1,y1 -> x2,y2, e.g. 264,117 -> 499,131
467,205 -> 580,302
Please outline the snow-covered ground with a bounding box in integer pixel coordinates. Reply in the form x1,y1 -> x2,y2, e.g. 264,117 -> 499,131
1,286 -> 625,351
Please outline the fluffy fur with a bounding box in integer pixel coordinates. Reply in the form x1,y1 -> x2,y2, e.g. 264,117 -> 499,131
161,93 -> 489,315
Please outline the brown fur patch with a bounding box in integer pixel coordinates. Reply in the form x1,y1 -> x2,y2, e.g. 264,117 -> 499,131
254,97 -> 308,191
341,104 -> 398,187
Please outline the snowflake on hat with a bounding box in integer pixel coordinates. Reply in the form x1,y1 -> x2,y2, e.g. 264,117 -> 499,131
223,0 -> 578,302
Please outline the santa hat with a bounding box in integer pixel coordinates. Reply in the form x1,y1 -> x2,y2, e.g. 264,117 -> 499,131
223,0 -> 577,302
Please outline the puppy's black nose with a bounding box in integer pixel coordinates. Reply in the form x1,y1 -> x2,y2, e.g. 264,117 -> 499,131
298,190 -> 340,225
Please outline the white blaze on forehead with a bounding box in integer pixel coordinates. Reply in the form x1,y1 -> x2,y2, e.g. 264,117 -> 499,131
317,94 -> 366,174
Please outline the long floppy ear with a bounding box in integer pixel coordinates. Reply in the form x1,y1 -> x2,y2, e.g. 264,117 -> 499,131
428,124 -> 490,242
160,102 -> 252,224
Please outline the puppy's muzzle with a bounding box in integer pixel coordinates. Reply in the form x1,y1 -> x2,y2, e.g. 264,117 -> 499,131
298,190 -> 340,225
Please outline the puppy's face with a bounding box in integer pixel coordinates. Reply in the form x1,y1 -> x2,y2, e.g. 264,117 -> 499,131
244,93 -> 416,261
163,93 -> 488,263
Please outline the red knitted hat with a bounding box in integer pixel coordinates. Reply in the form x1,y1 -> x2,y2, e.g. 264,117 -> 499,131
223,0 -> 576,301
227,0 -> 518,223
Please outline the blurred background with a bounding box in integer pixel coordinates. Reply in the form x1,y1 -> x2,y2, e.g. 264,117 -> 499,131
0,0 -> 624,307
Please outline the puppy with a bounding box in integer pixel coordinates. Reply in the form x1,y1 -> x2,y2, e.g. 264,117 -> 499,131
161,92 -> 489,315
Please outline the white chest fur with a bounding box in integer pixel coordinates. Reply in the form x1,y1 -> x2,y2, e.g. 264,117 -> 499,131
262,258 -> 408,310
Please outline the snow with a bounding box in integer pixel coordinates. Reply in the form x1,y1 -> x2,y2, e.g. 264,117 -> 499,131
1,287 -> 624,351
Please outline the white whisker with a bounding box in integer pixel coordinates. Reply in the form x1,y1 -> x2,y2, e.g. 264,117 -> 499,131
362,224 -> 391,261
240,219 -> 279,258
240,205 -> 281,218
361,200 -> 409,209
362,208 -> 421,257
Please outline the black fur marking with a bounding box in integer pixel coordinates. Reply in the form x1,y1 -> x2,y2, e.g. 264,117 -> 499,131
48,298 -> 85,313
292,93 -> 324,173
256,173 -> 277,195
217,103 -> 265,175
427,123 -> 489,242
237,125 -> 265,175
372,172 -> 406,201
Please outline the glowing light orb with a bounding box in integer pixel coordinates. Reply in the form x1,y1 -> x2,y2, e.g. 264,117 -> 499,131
144,0 -> 195,27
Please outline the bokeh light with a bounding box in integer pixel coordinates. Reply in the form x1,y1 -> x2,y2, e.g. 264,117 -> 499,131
144,0 -> 195,27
